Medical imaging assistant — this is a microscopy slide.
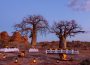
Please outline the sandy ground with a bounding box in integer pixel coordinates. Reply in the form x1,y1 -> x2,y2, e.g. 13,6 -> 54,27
0,49 -> 90,65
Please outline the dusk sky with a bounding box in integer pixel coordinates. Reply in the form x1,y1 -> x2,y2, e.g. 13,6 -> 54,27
0,0 -> 90,42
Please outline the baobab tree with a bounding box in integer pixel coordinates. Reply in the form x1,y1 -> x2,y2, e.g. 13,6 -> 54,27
50,20 -> 84,60
50,20 -> 84,49
14,15 -> 48,47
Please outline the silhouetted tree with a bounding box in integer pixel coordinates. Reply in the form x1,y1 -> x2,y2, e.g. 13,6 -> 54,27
14,15 -> 48,47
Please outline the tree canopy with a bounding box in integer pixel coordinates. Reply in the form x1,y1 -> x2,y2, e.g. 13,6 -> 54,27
14,15 -> 49,46
50,20 -> 84,49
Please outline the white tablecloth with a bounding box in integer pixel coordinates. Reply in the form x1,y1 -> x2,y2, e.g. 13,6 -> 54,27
0,48 -> 19,52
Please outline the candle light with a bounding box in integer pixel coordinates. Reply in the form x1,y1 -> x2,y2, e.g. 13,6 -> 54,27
21,52 -> 25,57
20,51 -> 25,57
5,45 -> 8,48
63,53 -> 67,60
15,58 -> 18,63
33,58 -> 36,63
3,54 -> 6,59
56,60 -> 59,63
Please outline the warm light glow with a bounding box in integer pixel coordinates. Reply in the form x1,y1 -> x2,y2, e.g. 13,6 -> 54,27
3,55 -> 6,59
15,59 -> 18,63
56,60 -> 59,63
20,52 -> 25,57
15,58 -> 18,63
5,45 -> 8,48
33,58 -> 36,63
63,54 -> 67,60
0,53 -> 2,54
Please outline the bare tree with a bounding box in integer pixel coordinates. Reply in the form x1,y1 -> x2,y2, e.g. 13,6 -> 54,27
50,20 -> 84,60
50,20 -> 84,49
14,15 -> 48,47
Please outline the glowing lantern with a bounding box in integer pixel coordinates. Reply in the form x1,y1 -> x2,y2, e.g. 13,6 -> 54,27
56,60 -> 59,63
3,55 -> 6,59
63,54 -> 67,60
33,58 -> 36,63
15,58 -> 18,63
20,51 -> 25,57
21,52 -> 25,57
5,45 -> 8,48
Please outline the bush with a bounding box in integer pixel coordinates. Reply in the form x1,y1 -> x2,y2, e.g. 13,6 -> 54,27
80,59 -> 90,65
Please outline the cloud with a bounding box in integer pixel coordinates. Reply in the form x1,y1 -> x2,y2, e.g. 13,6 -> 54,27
68,0 -> 90,11
84,0 -> 90,11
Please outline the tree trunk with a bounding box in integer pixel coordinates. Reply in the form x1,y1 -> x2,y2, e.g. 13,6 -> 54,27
59,36 -> 67,60
59,36 -> 67,49
63,37 -> 67,49
32,26 -> 37,48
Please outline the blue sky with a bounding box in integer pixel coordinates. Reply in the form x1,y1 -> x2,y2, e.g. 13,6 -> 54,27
0,0 -> 90,42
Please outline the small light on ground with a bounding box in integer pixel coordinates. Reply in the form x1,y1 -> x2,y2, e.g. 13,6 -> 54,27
63,54 -> 67,60
14,58 -> 18,63
0,52 -> 2,54
33,58 -> 36,63
56,60 -> 59,63
20,51 -> 25,57
5,45 -> 8,48
3,55 -> 6,59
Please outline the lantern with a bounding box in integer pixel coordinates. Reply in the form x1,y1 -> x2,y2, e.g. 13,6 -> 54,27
5,45 -> 8,48
56,60 -> 59,63
33,58 -> 36,63
15,58 -> 18,63
3,54 -> 6,59
63,54 -> 67,60
20,51 -> 25,57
